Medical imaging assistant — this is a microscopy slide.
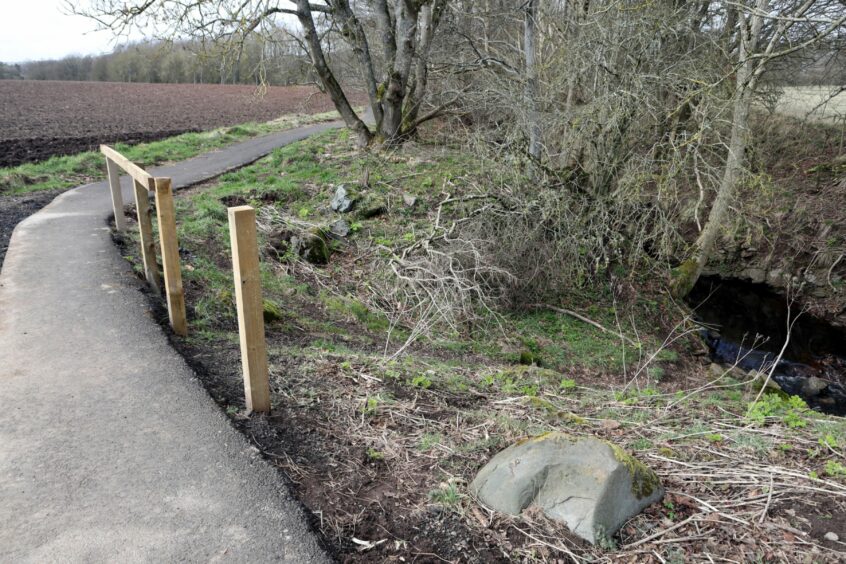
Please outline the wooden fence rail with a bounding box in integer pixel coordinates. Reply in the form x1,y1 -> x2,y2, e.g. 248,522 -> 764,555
101,145 -> 187,336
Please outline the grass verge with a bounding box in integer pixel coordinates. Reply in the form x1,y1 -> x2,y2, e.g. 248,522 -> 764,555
0,110 -> 342,195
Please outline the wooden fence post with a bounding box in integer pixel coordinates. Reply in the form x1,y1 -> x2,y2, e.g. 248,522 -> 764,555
133,179 -> 162,295
105,158 -> 127,231
227,205 -> 271,413
154,177 -> 188,336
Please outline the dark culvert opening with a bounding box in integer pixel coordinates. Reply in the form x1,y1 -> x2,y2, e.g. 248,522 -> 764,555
687,276 -> 846,416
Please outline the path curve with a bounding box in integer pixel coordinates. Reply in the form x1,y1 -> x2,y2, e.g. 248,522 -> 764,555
0,123 -> 340,562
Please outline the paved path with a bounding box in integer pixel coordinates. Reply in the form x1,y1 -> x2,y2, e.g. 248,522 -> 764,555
0,123 -> 340,562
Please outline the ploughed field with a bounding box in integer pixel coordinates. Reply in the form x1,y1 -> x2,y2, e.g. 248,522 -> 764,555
0,80 -> 342,167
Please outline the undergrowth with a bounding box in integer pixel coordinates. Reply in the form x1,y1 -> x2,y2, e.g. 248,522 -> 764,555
118,127 -> 846,562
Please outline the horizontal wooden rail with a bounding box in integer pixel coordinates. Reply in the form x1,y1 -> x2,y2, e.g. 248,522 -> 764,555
100,145 -> 155,191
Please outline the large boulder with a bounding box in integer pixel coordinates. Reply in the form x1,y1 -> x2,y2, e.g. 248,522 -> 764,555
470,432 -> 663,545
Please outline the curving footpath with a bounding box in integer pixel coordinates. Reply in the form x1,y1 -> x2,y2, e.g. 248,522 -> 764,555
0,123 -> 340,562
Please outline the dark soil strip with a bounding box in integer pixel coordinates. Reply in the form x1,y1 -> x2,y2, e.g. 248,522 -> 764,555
0,131 -> 196,168
0,189 -> 62,268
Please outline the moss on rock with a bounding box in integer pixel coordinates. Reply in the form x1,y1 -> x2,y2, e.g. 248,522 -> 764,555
670,258 -> 699,298
606,441 -> 661,499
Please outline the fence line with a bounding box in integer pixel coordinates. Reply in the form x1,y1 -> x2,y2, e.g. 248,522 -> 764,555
101,146 -> 276,411
100,145 -> 183,334
227,205 -> 271,413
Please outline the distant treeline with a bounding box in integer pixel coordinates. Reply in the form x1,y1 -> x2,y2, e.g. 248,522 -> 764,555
1,38 -> 329,85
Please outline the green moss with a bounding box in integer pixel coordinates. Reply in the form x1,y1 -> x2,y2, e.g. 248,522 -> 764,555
355,192 -> 388,219
607,441 -> 662,499
670,258 -> 699,298
519,350 -> 537,365
304,228 -> 331,264
263,299 -> 283,323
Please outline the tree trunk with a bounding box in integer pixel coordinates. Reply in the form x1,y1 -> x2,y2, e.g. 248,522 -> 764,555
331,0 -> 382,128
672,0 -> 764,297
379,0 -> 418,143
403,3 -> 436,132
296,0 -> 372,147
524,0 -> 541,161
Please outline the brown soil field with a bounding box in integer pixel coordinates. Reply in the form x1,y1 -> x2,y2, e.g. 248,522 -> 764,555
0,80 -> 353,167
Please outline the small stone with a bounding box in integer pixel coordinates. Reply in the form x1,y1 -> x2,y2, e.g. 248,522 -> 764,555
402,193 -> 417,207
767,268 -> 785,286
801,376 -> 828,397
601,419 -> 621,431
329,219 -> 351,238
747,370 -> 783,392
740,268 -> 766,284
709,363 -> 724,378
470,432 -> 663,545
330,184 -> 355,213
824,532 -> 839,542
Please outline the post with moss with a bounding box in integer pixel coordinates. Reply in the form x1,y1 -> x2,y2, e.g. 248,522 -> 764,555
154,177 -> 188,337
227,205 -> 271,413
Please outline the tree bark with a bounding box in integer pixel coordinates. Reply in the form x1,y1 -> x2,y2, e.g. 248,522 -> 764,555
380,0 -> 418,142
673,0 -> 765,296
329,0 -> 382,128
524,0 -> 542,161
296,0 -> 372,146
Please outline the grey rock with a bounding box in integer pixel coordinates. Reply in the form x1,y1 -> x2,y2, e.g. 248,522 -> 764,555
403,193 -> 417,207
330,219 -> 351,238
801,376 -> 828,397
709,363 -> 747,381
740,268 -> 766,284
709,363 -> 725,379
748,370 -> 783,392
767,268 -> 785,286
824,532 -> 839,542
470,433 -> 663,545
330,184 -> 355,213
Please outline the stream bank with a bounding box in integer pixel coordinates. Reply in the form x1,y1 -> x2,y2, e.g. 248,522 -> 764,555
688,276 -> 846,415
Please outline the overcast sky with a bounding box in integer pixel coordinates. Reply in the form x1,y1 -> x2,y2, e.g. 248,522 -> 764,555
0,0 -> 138,63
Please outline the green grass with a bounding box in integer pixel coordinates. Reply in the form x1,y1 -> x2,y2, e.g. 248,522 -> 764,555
509,310 -> 641,372
123,125 -> 688,389
137,126 -> 482,340
0,110 -> 342,195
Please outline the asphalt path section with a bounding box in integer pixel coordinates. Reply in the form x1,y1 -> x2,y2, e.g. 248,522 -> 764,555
0,122 -> 341,562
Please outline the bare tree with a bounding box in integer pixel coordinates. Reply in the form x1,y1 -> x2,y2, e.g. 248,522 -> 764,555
71,0 -> 449,146
672,0 -> 846,296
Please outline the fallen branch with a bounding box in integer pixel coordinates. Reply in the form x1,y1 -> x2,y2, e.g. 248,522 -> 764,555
623,514 -> 700,549
532,303 -> 637,346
